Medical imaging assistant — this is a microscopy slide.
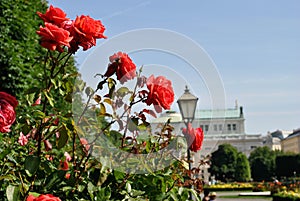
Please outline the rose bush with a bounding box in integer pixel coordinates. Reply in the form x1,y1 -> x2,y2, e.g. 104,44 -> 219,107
0,4 -> 206,201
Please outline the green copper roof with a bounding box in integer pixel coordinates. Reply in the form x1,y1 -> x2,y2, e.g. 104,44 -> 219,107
151,107 -> 242,123
195,108 -> 241,119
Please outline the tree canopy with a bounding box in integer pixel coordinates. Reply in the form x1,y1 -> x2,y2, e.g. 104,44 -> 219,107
209,143 -> 250,182
248,146 -> 276,181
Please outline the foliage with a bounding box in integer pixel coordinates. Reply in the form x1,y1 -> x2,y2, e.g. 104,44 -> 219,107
0,4 -> 205,201
0,0 -> 77,110
276,154 -> 300,178
235,152 -> 251,182
248,146 -> 276,181
0,0 -> 47,96
209,143 -> 250,182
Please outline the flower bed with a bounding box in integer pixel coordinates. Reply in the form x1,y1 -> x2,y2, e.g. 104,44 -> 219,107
204,183 -> 253,191
273,191 -> 300,201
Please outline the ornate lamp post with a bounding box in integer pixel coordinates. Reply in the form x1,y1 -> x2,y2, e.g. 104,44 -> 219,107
177,85 -> 198,200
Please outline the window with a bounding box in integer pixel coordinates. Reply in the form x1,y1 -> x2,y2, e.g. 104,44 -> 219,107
205,125 -> 209,132
200,125 -> 203,130
213,124 -> 218,131
219,124 -> 223,131
227,124 -> 231,131
232,124 -> 236,131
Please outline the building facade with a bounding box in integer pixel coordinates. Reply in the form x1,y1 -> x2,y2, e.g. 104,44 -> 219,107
151,104 -> 265,182
281,128 -> 300,153
151,104 -> 264,157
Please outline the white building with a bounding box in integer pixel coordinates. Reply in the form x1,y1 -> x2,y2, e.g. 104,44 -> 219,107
151,103 -> 266,182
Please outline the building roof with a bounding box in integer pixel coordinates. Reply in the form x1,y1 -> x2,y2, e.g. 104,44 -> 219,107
284,128 -> 300,140
151,106 -> 243,123
195,108 -> 241,119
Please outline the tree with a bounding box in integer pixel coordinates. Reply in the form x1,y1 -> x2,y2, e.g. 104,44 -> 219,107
276,153 -> 300,178
0,0 -> 76,100
0,0 -> 77,115
209,144 -> 238,182
235,152 -> 251,182
209,143 -> 251,182
0,0 -> 47,96
248,146 -> 276,181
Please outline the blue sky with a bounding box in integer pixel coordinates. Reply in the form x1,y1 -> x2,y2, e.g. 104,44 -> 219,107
48,0 -> 300,134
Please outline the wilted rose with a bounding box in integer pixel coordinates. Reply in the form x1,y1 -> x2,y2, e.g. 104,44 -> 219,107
0,92 -> 18,133
80,138 -> 90,154
18,132 -> 29,146
43,140 -> 52,151
59,160 -> 69,171
104,52 -> 137,84
64,152 -> 71,162
145,75 -> 174,113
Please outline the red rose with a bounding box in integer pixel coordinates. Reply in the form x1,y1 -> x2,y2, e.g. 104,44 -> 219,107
182,123 -> 204,152
37,5 -> 69,26
36,22 -> 73,52
104,52 -> 137,84
26,194 -> 61,201
0,92 -> 18,133
70,15 -> 106,51
145,75 -> 174,113
26,195 -> 36,201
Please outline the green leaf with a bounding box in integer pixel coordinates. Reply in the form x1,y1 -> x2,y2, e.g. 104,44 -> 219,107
0,148 -> 11,160
25,87 -> 40,94
85,86 -> 94,97
126,182 -> 132,193
88,182 -> 95,200
6,185 -> 20,201
128,117 -> 139,132
116,87 -> 129,97
96,186 -> 111,201
113,170 -> 125,181
24,155 -> 40,176
44,170 -> 66,189
43,91 -> 54,107
138,122 -> 150,131
57,125 -> 69,149
33,110 -> 46,119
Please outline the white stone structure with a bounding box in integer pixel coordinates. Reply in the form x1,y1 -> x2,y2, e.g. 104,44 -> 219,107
151,103 -> 266,182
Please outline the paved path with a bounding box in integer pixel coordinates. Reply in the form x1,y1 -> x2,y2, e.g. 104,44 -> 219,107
199,191 -> 272,201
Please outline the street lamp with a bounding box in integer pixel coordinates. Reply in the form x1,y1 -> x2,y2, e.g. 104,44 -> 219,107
177,85 -> 198,200
177,86 -> 198,124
